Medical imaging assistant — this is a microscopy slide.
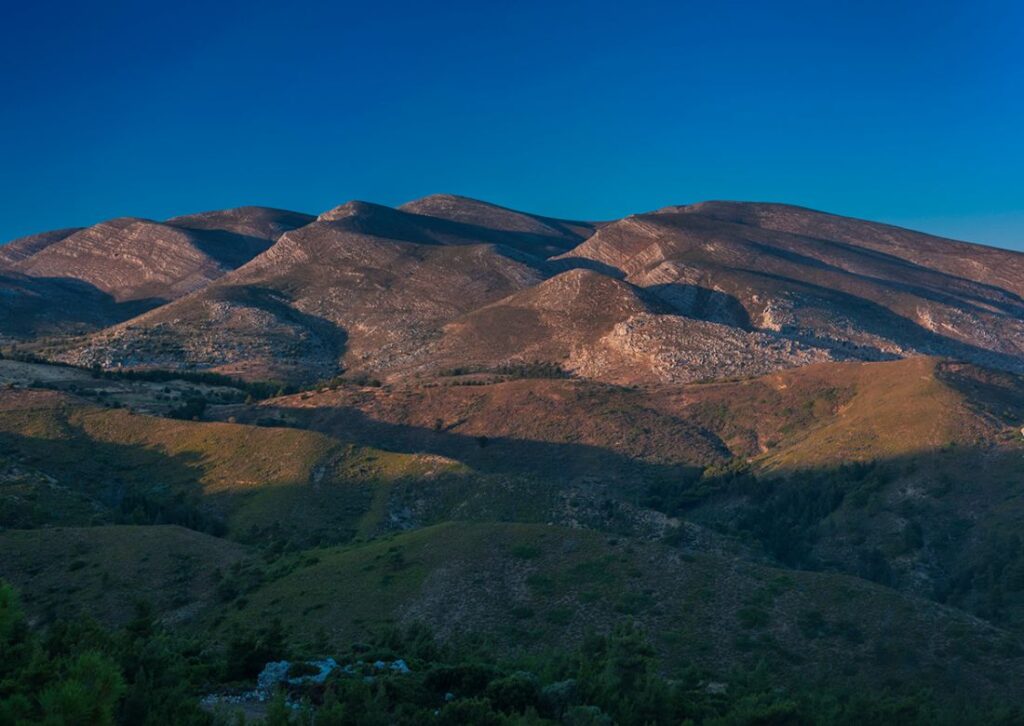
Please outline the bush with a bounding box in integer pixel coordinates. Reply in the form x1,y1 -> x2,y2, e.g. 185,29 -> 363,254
485,672 -> 540,713
439,698 -> 503,726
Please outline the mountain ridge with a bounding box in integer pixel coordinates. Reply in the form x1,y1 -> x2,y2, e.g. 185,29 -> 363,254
4,196 -> 1023,388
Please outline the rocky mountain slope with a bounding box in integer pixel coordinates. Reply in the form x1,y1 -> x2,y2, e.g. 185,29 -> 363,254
7,195 -> 1019,386
45,199 -> 589,382
560,203 -> 1024,371
0,206 -> 312,341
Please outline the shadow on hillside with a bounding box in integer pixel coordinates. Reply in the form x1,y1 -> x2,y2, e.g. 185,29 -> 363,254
646,282 -> 754,329
0,273 -> 164,338
660,443 -> 1024,629
239,401 -> 712,486
937,361 -> 1024,422
549,256 -> 627,279
782,231 -> 1024,314
326,201 -> 588,260
209,284 -> 349,383
0,425 -> 217,532
742,236 -> 1024,319
184,228 -> 276,269
726,268 -> 1024,371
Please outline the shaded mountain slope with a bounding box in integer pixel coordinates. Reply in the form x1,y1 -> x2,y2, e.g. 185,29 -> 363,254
399,193 -> 596,256
0,206 -> 313,340
165,205 -> 315,241
0,525 -> 247,627
0,273 -> 156,342
680,201 -> 1024,298
633,357 -> 1024,630
0,388 -> 467,547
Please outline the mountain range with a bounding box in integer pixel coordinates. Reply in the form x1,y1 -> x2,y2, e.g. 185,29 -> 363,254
4,195 -> 1022,385
2,195 -> 1024,719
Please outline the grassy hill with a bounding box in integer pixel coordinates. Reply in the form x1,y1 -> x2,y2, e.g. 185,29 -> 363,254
0,525 -> 248,627
0,389 -> 468,546
673,357 -> 1007,467
215,521 -> 1024,700
1,355 -> 1023,714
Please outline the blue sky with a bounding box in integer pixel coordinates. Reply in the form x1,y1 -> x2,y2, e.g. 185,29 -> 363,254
2,0 -> 1022,250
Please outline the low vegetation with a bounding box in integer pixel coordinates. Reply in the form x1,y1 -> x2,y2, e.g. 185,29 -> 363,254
3,581 -> 1021,725
1,354 -> 1023,720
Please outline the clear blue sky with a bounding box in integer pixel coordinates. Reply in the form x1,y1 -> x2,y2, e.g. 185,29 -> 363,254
2,0 -> 1022,250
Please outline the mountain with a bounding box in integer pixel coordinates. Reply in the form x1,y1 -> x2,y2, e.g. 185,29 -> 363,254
7,196 -> 1019,386
397,193 -> 597,256
559,202 -> 1024,371
0,227 -> 82,265
3,195 -> 1024,718
404,267 -> 833,384
0,206 -> 313,341
46,198 -> 592,383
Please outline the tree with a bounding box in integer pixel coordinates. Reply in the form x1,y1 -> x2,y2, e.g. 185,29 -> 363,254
40,652 -> 125,726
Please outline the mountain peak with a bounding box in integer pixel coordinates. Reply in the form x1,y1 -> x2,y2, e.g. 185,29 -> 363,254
316,200 -> 392,223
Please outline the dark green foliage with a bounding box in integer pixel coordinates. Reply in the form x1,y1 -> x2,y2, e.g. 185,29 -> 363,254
0,583 -> 211,725
485,672 -> 541,713
116,489 -> 226,535
649,461 -> 897,568
223,618 -> 288,681
940,531 -> 1024,624
264,621 -> 1023,725
493,361 -> 571,380
266,692 -> 293,726
318,373 -> 382,389
167,395 -> 208,420
2,581 -> 1022,724
96,367 -> 286,400
38,651 -> 125,726
424,663 -> 501,697
438,360 -> 571,380
438,697 -> 505,724
288,662 -> 322,678
510,544 -> 542,560
0,348 -> 288,400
